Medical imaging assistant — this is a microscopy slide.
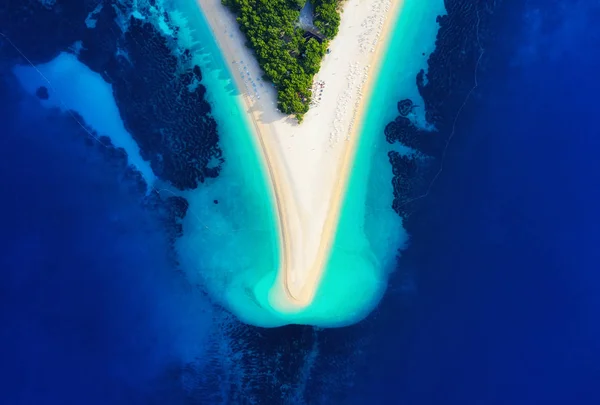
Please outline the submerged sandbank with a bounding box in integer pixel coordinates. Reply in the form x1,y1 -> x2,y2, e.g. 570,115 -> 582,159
12,52 -> 155,189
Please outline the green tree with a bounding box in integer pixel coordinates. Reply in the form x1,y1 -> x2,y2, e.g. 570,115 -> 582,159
222,0 -> 341,122
312,0 -> 340,39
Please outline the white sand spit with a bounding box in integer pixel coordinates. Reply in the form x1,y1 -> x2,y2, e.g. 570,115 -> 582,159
196,0 -> 404,310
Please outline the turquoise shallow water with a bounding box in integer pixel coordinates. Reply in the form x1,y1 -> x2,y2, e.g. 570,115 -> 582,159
298,0 -> 447,325
167,4 -> 282,325
172,0 -> 445,326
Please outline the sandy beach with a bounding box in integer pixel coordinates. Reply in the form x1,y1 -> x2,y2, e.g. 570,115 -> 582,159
195,0 -> 403,309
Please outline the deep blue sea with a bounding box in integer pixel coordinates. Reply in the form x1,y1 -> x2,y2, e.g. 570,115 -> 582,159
0,76 -> 214,404
351,1 -> 600,403
1,0 -> 599,404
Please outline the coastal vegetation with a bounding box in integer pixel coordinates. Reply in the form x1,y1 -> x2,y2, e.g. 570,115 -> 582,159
222,0 -> 341,122
311,0 -> 341,39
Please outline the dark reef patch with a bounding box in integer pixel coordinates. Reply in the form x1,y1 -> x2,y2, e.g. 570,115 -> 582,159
35,85 -> 49,99
397,98 -> 415,116
83,11 -> 222,189
177,323 -> 370,405
143,193 -> 191,254
385,0 -> 495,218
1,0 -> 222,190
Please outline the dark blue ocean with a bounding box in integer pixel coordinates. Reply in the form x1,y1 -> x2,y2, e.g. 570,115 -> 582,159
1,0 -> 599,404
353,1 -> 600,403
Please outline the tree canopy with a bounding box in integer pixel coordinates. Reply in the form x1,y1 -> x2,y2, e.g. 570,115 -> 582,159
223,0 -> 340,122
311,0 -> 341,39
